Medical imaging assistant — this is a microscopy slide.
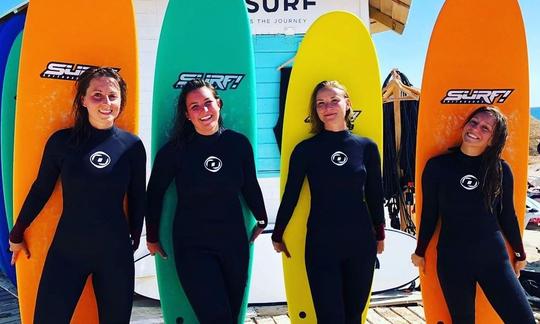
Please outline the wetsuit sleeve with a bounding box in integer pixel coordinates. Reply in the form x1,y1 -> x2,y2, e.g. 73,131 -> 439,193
127,140 -> 147,250
10,133 -> 63,243
272,144 -> 307,243
240,137 -> 268,228
415,159 -> 440,257
146,143 -> 176,243
497,162 -> 526,261
364,141 -> 386,240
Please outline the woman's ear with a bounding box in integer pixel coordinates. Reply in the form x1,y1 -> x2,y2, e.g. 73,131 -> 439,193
80,95 -> 86,109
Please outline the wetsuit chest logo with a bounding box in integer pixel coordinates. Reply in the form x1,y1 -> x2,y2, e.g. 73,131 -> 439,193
89,151 -> 111,169
460,174 -> 479,190
331,151 -> 348,166
204,156 -> 222,173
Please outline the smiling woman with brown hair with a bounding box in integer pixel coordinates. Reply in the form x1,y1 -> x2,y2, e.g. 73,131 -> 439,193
9,67 -> 146,323
411,106 -> 535,324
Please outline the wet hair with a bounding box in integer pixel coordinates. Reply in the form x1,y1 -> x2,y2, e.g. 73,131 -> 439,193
463,106 -> 508,212
171,79 -> 223,147
71,67 -> 127,145
308,80 -> 353,133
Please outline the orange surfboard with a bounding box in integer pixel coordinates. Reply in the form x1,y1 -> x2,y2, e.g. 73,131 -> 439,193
13,0 -> 138,323
415,0 -> 529,323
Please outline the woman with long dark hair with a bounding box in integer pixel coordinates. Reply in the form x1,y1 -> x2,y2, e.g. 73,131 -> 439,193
8,67 -> 146,323
272,80 -> 385,323
411,106 -> 535,323
146,79 -> 268,323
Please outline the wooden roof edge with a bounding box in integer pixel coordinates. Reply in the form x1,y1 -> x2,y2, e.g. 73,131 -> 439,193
369,0 -> 412,35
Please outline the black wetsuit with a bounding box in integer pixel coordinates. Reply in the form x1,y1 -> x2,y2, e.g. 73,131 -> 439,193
146,128 -> 267,324
10,126 -> 146,324
415,150 -> 534,324
272,130 -> 385,324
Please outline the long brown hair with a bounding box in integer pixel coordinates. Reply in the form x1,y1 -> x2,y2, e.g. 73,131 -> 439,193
463,106 -> 508,212
71,67 -> 127,145
171,79 -> 223,147
308,80 -> 353,133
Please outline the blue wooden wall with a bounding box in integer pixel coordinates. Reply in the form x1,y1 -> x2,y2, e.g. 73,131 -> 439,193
254,35 -> 302,177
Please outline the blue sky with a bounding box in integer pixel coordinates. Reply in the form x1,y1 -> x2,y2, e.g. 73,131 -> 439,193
372,0 -> 540,107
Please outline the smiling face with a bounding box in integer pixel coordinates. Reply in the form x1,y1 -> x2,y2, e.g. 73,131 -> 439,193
81,76 -> 121,129
315,86 -> 350,131
185,86 -> 222,135
461,111 -> 497,154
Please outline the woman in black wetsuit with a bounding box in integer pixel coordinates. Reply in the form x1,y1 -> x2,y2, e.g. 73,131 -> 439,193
272,80 -> 385,324
146,79 -> 268,324
9,67 -> 147,323
411,106 -> 535,323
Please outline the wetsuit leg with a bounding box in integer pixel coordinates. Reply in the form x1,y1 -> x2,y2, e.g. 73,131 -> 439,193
33,245 -> 89,324
305,237 -> 345,323
476,236 -> 535,324
175,248 -> 234,324
220,242 -> 249,323
342,243 -> 376,324
92,239 -> 134,324
437,251 -> 476,324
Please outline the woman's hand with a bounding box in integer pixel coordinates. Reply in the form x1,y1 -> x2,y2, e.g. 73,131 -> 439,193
411,253 -> 425,274
250,226 -> 265,243
513,260 -> 526,278
9,239 -> 30,265
272,240 -> 291,258
376,240 -> 385,254
147,241 -> 167,259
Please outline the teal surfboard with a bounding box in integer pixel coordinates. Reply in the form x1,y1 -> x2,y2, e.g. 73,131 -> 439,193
0,12 -> 25,285
1,31 -> 22,231
151,1 -> 257,323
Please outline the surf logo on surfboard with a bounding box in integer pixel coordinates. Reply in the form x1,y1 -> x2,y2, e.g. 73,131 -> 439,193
304,109 -> 362,124
460,174 -> 479,190
441,89 -> 513,105
90,151 -> 111,169
331,151 -> 348,166
204,156 -> 222,173
174,72 -> 245,91
40,62 -> 121,81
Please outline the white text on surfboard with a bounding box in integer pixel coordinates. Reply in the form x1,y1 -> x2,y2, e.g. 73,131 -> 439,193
40,62 -> 120,81
441,89 -> 513,105
173,72 -> 245,91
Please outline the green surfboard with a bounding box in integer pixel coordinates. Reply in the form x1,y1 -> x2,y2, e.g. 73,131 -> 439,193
151,1 -> 257,323
1,31 -> 22,230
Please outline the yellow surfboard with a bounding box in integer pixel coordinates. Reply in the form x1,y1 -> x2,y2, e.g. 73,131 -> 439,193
280,11 -> 382,323
14,1 -> 138,323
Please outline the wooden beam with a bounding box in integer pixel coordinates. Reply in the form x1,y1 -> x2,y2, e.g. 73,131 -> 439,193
370,7 -> 405,34
392,0 -> 411,9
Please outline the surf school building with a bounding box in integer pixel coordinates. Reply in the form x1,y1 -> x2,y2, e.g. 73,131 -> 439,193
133,0 -> 411,217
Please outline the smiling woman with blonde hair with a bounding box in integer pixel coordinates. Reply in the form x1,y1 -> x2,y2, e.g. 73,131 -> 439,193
272,80 -> 385,323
